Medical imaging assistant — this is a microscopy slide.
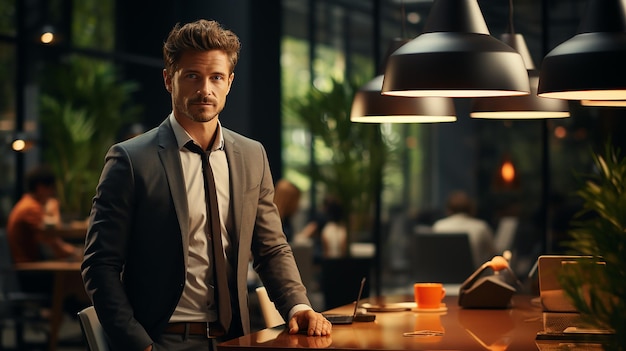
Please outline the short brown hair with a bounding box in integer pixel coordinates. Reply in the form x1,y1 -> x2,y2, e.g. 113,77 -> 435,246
446,191 -> 475,215
163,19 -> 241,77
26,165 -> 56,192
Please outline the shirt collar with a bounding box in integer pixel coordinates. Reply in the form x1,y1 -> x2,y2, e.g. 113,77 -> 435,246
169,112 -> 225,152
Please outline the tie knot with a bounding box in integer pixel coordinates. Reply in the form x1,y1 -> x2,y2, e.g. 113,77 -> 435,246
185,141 -> 206,155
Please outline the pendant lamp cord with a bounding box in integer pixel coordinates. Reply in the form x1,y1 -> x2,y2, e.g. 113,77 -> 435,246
400,0 -> 406,39
507,0 -> 515,34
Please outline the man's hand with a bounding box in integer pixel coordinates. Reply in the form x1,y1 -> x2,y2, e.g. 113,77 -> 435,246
288,310 -> 332,336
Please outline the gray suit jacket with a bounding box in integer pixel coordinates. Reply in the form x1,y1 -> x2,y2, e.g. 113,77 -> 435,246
81,117 -> 310,349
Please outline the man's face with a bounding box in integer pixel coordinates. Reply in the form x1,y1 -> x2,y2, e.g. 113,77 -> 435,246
36,183 -> 56,202
164,50 -> 234,123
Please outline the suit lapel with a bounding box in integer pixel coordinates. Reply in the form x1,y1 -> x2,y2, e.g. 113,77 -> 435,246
157,119 -> 191,263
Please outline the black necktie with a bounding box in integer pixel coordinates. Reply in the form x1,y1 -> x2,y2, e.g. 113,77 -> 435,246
185,141 -> 232,332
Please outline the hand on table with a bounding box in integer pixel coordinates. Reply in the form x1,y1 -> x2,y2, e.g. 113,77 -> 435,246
288,310 -> 332,336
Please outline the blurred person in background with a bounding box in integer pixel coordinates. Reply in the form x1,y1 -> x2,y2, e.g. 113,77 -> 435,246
432,190 -> 496,268
273,179 -> 302,242
7,165 -> 81,266
7,164 -> 86,316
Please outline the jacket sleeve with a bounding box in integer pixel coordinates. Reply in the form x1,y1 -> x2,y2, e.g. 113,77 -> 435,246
244,141 -> 311,319
81,143 -> 153,350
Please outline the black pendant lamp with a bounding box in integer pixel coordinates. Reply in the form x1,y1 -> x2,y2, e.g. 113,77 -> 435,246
381,0 -> 530,98
471,0 -> 570,119
538,0 -> 626,100
351,38 -> 456,123
350,75 -> 457,123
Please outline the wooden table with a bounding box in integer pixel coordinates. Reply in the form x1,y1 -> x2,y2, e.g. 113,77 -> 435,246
43,222 -> 88,241
14,260 -> 84,351
218,294 -> 548,350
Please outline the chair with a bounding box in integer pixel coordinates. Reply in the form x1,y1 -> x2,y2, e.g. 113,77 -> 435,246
411,231 -> 475,284
494,216 -> 518,254
77,305 -> 110,351
255,286 -> 285,328
0,229 -> 50,350
290,241 -> 315,291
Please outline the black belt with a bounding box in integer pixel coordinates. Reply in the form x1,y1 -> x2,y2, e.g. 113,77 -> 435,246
164,322 -> 225,338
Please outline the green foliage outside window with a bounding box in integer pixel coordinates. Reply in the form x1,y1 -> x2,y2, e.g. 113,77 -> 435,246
39,56 -> 141,218
285,78 -> 387,239
36,1 -> 138,219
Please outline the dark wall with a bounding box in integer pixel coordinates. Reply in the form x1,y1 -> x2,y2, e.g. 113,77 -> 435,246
114,0 -> 284,179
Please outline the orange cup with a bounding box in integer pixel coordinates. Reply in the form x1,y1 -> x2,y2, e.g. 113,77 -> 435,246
414,283 -> 445,309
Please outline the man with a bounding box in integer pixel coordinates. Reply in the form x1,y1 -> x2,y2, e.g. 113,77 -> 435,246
432,191 -> 497,268
81,19 -> 331,350
7,165 -> 79,265
7,164 -> 86,317
273,179 -> 302,242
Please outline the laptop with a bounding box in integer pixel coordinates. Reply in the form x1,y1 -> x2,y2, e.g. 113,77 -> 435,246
536,255 -> 612,339
322,277 -> 367,324
537,255 -> 581,313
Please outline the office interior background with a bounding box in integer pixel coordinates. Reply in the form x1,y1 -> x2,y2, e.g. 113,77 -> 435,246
1,0 -> 625,294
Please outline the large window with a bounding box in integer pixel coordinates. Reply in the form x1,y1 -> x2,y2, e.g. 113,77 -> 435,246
0,0 -> 118,224
280,0 -> 626,292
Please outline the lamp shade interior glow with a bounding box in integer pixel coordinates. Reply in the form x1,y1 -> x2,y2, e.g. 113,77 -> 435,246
581,100 -> 626,107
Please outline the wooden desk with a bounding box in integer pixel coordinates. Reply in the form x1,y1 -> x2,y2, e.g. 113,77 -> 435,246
218,295 -> 546,351
14,261 -> 84,351
43,223 -> 88,240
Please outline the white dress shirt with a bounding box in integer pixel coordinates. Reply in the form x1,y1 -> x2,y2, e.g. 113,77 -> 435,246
169,113 -> 231,323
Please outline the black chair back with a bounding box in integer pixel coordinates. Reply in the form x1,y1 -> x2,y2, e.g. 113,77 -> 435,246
320,257 -> 372,309
411,231 -> 475,284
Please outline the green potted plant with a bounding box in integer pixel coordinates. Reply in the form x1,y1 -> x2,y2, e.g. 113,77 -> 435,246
285,78 -> 387,242
39,56 -> 142,220
560,141 -> 626,349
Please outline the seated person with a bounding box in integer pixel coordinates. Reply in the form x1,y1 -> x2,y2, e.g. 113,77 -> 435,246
7,165 -> 85,312
320,196 -> 347,258
273,179 -> 302,242
294,195 -> 347,260
7,165 -> 80,265
432,191 -> 496,268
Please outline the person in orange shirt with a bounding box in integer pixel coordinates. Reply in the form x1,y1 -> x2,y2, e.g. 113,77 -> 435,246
7,165 -> 81,293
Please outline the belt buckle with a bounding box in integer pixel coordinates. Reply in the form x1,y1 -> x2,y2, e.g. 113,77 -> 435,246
206,322 -> 211,338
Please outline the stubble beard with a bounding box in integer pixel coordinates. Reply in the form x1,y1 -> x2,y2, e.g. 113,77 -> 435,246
182,97 -> 221,123
188,109 -> 218,123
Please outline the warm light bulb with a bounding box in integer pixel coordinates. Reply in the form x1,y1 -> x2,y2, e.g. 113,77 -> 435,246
40,31 -> 54,44
12,139 -> 26,151
554,126 -> 567,139
501,161 -> 515,183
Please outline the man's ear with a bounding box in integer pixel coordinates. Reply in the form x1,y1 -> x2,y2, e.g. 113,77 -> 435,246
225,72 -> 235,95
163,69 -> 172,93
